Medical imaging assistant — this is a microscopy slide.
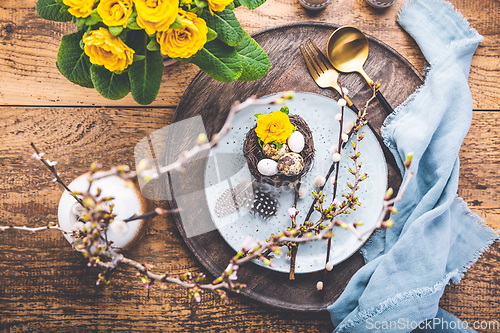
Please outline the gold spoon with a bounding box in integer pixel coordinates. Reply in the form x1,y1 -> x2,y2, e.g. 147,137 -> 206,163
327,26 -> 394,114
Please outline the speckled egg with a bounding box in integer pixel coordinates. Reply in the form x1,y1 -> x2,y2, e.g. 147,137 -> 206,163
287,131 -> 305,153
277,153 -> 304,176
262,143 -> 290,161
257,159 -> 279,176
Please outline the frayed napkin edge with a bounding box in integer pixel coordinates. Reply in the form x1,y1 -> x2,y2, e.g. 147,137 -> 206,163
338,197 -> 499,332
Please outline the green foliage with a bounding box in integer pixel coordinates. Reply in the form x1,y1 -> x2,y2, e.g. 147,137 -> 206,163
234,0 -> 267,10
202,9 -> 244,47
90,65 -> 131,100
169,16 -> 183,29
146,38 -> 160,52
36,0 -> 72,22
235,32 -> 270,81
127,31 -> 164,105
190,39 -> 242,82
126,11 -> 142,30
207,27 -> 218,42
36,0 -> 271,104
280,106 -> 289,114
56,30 -> 93,88
109,26 -> 124,36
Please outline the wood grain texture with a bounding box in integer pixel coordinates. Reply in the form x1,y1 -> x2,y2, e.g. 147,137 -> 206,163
0,108 -> 499,332
171,22 -> 420,311
0,0 -> 499,331
1,0 -> 498,108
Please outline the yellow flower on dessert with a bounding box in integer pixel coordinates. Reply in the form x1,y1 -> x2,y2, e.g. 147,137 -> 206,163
97,0 -> 133,27
255,111 -> 295,144
207,0 -> 233,13
63,0 -> 95,18
83,28 -> 135,72
156,9 -> 207,59
133,0 -> 179,35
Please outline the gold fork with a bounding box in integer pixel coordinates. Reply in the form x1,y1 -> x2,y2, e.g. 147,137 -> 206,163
299,38 -> 360,114
300,38 -> 399,170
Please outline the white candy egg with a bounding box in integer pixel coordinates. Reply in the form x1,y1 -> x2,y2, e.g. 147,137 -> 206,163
287,131 -> 305,153
257,159 -> 278,176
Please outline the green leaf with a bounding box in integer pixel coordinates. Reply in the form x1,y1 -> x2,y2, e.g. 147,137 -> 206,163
280,106 -> 289,114
56,30 -> 93,88
90,8 -> 103,22
127,30 -> 164,105
201,8 -> 244,47
127,11 -> 142,30
254,113 -> 263,118
257,138 -> 263,148
207,27 -> 217,42
235,0 -> 266,9
76,17 -> 86,30
226,1 -> 235,10
234,32 -> 270,81
36,0 -> 72,22
169,16 -> 183,29
232,0 -> 242,7
146,38 -> 160,52
194,0 -> 208,8
274,142 -> 283,149
133,54 -> 146,62
190,39 -> 242,82
109,26 -> 124,36
85,15 -> 98,26
90,65 -> 130,100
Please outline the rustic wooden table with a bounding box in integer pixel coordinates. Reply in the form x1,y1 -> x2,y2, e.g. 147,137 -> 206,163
1,0 -> 499,332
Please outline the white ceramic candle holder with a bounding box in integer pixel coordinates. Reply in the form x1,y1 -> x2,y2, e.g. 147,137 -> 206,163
58,172 -> 151,250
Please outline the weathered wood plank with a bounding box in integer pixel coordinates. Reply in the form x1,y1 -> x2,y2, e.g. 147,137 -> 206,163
0,104 -> 499,331
0,0 -> 498,108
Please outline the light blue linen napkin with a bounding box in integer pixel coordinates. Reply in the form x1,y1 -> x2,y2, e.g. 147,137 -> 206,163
327,0 -> 499,332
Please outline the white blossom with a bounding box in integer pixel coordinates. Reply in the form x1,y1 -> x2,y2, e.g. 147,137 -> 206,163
313,175 -> 326,187
326,262 -> 334,271
110,220 -> 128,236
329,144 -> 339,155
316,281 -> 323,290
341,133 -> 349,142
298,188 -> 307,198
344,121 -> 354,133
332,153 -> 342,162
45,159 -> 57,166
332,198 -> 340,208
288,207 -> 298,219
341,87 -> 349,95
334,113 -> 342,122
72,222 -> 85,232
71,203 -> 86,217
241,235 -> 258,252
337,98 -> 347,107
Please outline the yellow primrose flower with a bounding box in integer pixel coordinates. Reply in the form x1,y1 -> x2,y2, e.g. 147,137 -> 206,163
63,0 -> 95,18
255,111 -> 295,144
83,28 -> 135,72
97,0 -> 134,27
156,9 -> 207,59
207,0 -> 233,13
133,0 -> 179,35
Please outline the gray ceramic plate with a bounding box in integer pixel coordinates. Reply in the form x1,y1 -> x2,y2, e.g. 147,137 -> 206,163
204,92 -> 387,274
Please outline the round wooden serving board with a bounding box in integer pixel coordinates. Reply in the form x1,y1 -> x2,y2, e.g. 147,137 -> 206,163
170,22 -> 423,311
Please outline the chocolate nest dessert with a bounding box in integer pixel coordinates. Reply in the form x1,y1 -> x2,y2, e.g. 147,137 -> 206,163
243,114 -> 315,187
